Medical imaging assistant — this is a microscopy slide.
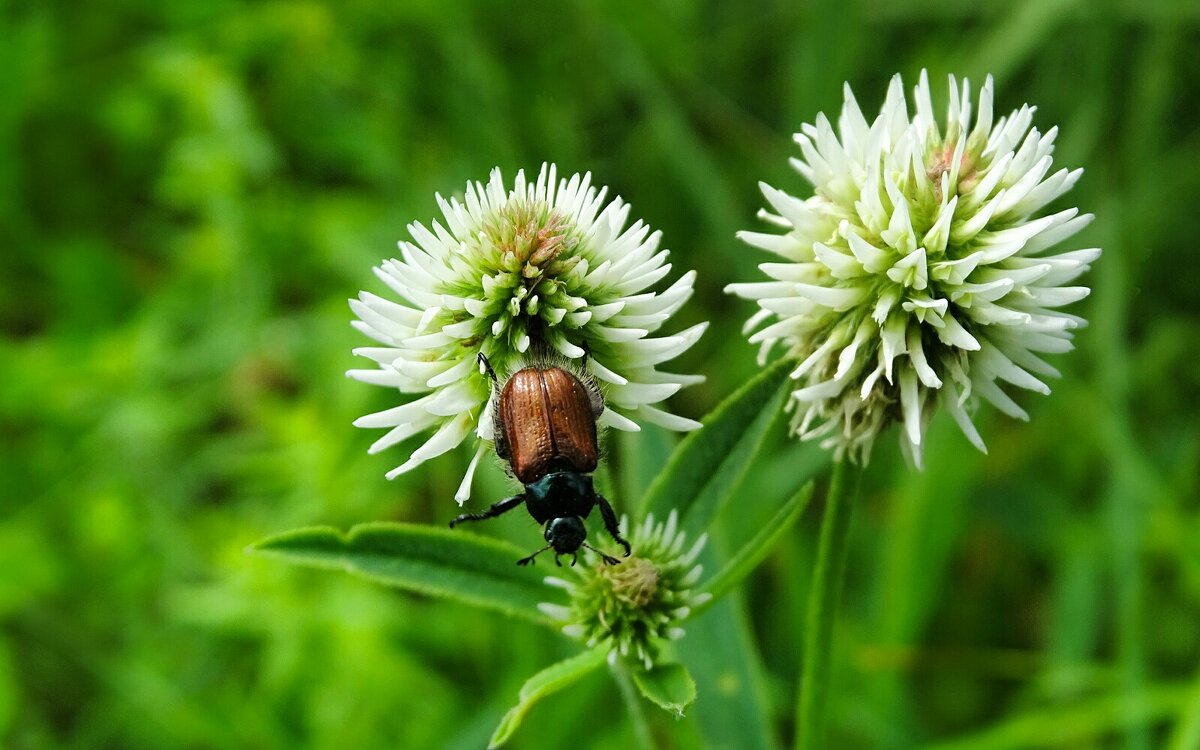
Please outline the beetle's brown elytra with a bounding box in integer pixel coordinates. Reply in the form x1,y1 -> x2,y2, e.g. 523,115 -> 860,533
498,366 -> 600,484
449,353 -> 631,567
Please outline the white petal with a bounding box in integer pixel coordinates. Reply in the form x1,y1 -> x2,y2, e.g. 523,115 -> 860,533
973,377 -> 1029,421
346,368 -> 408,387
813,242 -> 865,279
622,323 -> 707,365
385,412 -> 474,479
454,443 -> 487,505
886,246 -> 929,291
843,225 -> 891,273
936,312 -> 981,351
898,366 -> 923,447
793,282 -> 866,310
354,396 -> 436,428
637,405 -> 701,431
729,231 -> 806,260
906,325 -> 943,388
599,408 -> 641,432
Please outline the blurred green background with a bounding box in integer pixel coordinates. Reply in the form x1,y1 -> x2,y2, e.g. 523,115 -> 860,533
3,0 -> 1199,747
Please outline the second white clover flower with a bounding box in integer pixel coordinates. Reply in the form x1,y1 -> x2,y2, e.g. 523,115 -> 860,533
728,71 -> 1099,466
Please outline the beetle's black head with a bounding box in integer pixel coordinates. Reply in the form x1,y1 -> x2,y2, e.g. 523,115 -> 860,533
545,516 -> 587,554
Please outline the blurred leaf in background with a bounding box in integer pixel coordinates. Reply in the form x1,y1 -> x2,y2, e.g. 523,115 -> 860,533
2,0 -> 1198,748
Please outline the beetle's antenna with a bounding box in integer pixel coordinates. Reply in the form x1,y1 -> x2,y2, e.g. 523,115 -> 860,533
516,545 -> 551,566
477,352 -> 499,385
583,543 -> 621,566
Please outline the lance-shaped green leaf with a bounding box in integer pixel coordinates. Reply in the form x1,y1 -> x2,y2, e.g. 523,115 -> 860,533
631,662 -> 697,717
489,647 -> 609,748
642,358 -> 792,535
252,523 -> 557,624
681,592 -> 778,750
693,481 -> 814,615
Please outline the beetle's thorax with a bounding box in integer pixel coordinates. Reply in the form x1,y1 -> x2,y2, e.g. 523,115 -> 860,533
524,471 -> 595,524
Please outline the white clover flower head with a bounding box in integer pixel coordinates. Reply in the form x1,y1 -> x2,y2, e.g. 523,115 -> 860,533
727,71 -> 1099,466
539,511 -> 710,669
349,164 -> 706,501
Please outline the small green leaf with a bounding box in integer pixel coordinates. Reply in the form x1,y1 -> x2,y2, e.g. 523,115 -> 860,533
695,481 -> 814,613
488,647 -> 609,748
642,357 -> 792,535
252,523 -> 556,624
631,662 -> 697,717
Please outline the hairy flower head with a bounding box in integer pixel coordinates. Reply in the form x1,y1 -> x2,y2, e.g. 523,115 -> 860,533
727,71 -> 1099,465
349,165 -> 707,500
539,511 -> 710,669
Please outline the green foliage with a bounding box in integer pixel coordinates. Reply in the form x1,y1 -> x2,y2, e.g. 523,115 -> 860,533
488,648 -> 609,749
253,523 -> 556,623
256,352 -> 811,744
925,683 -> 1192,750
642,357 -> 792,534
3,1 -> 1199,749
631,663 -> 697,717
679,595 -> 780,750
696,481 -> 814,613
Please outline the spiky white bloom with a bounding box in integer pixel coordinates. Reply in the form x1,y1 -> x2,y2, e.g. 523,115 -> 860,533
349,164 -> 706,501
727,71 -> 1099,465
539,511 -> 710,670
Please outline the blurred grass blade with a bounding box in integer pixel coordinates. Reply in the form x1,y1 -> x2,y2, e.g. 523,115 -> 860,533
642,357 -> 792,535
679,593 -> 779,750
631,662 -> 697,717
488,647 -> 609,749
252,523 -> 556,625
926,682 -> 1190,750
618,424 -> 677,515
1166,667 -> 1200,750
695,481 -> 813,613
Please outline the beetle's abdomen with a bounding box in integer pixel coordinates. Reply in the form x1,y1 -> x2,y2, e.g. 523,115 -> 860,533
499,366 -> 599,484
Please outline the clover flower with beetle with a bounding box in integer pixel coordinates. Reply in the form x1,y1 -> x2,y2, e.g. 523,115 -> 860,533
349,164 -> 707,502
259,149 -> 832,746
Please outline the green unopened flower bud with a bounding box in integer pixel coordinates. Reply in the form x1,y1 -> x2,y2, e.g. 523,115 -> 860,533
539,511 -> 710,669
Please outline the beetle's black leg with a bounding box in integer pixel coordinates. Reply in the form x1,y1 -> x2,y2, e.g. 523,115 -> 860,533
580,341 -> 591,371
596,495 -> 632,557
554,553 -> 563,567
517,545 -> 550,566
583,543 -> 621,566
477,352 -> 499,386
449,494 -> 524,528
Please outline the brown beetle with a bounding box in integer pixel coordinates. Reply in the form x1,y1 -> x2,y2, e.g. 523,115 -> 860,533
450,353 -> 631,566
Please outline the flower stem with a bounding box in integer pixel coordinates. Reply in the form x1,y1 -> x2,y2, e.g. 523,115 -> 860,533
795,458 -> 861,750
612,662 -> 657,750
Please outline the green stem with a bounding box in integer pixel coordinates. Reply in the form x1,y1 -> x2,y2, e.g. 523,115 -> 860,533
795,458 -> 861,750
612,662 -> 657,750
